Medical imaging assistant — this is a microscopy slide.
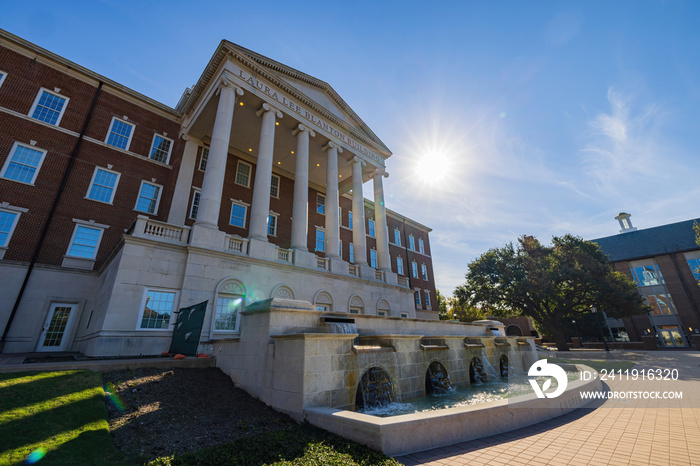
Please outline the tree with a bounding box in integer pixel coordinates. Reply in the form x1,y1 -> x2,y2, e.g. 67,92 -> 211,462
436,290 -> 449,320
448,299 -> 486,323
454,234 -> 649,351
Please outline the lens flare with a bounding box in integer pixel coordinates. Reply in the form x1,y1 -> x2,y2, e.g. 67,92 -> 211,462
25,448 -> 46,464
103,384 -> 126,412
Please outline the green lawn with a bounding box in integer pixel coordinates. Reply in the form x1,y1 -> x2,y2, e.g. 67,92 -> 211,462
0,370 -> 127,465
148,423 -> 399,466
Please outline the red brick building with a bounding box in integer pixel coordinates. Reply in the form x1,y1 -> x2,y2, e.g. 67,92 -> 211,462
0,30 -> 438,355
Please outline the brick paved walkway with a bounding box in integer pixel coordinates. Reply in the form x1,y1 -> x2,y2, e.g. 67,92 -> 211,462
395,352 -> 700,466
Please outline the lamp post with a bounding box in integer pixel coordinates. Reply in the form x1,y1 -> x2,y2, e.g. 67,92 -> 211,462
572,319 -> 580,339
590,306 -> 610,352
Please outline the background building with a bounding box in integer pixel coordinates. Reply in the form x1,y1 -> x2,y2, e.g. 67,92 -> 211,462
0,30 -> 438,355
592,214 -> 700,348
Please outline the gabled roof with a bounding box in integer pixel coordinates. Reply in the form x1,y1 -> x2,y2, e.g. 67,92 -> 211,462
177,40 -> 392,158
591,218 -> 700,262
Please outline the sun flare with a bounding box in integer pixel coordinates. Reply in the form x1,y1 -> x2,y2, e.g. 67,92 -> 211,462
413,152 -> 453,184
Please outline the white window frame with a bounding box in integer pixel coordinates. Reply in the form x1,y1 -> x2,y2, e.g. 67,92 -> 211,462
368,219 -> 376,238
370,249 -> 377,268
134,180 -> 163,215
136,287 -> 179,331
29,88 -> 69,126
401,312 -> 409,318
419,238 -> 425,254
0,205 -> 26,251
349,242 -> 354,263
348,211 -> 353,230
339,239 -> 342,257
270,174 -> 280,198
315,228 -> 325,252
199,146 -> 209,171
149,134 -> 174,164
230,200 -> 248,228
0,142 -> 47,185
66,222 -> 105,260
397,256 -> 404,275
189,189 -> 201,220
394,228 -> 401,246
0,71 -> 6,88
409,235 -> 416,251
85,166 -> 120,204
421,263 -> 428,280
424,290 -> 431,307
235,160 -> 252,187
268,212 -> 278,236
414,290 -> 421,308
412,261 -> 418,279
104,117 -> 135,151
317,193 -> 325,214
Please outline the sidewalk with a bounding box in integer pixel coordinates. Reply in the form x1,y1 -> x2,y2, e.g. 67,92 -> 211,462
0,352 -> 215,373
395,352 -> 700,466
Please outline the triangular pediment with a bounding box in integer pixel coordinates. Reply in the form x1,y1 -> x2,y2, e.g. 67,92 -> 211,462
179,40 -> 391,158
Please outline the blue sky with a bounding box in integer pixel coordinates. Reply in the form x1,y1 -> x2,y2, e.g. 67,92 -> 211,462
3,1 -> 699,295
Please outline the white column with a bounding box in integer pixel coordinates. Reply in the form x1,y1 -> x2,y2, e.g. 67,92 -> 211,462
373,169 -> 391,270
290,124 -> 314,250
167,135 -> 199,225
249,103 -> 283,240
195,77 -> 243,229
323,142 -> 342,258
349,156 -> 367,265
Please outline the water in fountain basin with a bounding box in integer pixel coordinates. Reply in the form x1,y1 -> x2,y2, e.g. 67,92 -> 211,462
326,322 -> 357,334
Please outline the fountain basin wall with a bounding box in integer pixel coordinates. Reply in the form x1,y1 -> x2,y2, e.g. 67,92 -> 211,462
213,298 -> 538,420
304,364 -> 602,456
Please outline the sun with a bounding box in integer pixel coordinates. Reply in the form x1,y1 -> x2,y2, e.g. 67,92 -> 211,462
413,151 -> 453,184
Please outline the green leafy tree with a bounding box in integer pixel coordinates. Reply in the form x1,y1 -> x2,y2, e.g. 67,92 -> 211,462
437,290 -> 450,320
454,234 -> 648,351
448,299 -> 486,323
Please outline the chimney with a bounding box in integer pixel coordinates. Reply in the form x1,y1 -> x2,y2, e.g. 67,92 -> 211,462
615,212 -> 637,234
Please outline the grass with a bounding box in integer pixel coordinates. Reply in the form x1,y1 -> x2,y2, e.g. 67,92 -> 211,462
0,370 -> 127,465
147,423 -> 400,466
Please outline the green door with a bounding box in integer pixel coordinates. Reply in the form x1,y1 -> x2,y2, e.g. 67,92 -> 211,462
169,301 -> 207,355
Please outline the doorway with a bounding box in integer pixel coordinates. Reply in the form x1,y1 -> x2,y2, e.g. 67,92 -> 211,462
658,325 -> 686,347
37,303 -> 78,352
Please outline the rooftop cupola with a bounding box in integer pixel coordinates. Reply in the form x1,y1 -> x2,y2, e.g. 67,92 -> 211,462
615,212 -> 637,234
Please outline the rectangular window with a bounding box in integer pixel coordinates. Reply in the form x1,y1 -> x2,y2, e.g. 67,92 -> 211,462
1,142 -> 47,185
215,295 -> 241,331
317,193 -> 325,214
646,294 -> 677,316
377,310 -> 386,317
135,181 -> 162,214
86,167 -> 120,204
686,256 -> 700,282
67,225 -> 103,259
316,229 -> 325,252
368,219 -> 376,237
349,243 -> 354,263
630,264 -> 664,287
0,210 -> 19,247
140,289 -> 176,329
230,202 -> 247,228
425,291 -> 431,307
394,229 -> 401,245
401,312 -> 409,318
412,261 -> 418,279
199,147 -> 209,171
349,308 -> 360,314
0,71 -> 6,88
339,208 -> 342,228
397,256 -> 404,275
409,235 -> 415,251
105,117 -> 135,150
414,290 -> 421,307
418,238 -> 425,254
370,249 -> 377,268
421,264 -> 428,280
235,161 -> 251,187
149,134 -> 173,164
316,305 -> 329,312
30,89 -> 68,125
268,213 -> 277,236
339,239 -> 342,257
270,174 -> 280,198
189,190 -> 200,219
348,211 -> 353,229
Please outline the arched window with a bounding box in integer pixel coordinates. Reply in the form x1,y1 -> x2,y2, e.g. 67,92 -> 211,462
314,291 -> 333,312
214,280 -> 245,332
377,299 -> 391,317
349,295 -> 364,314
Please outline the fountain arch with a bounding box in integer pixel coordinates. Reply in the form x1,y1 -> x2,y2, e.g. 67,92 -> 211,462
469,357 -> 487,384
355,366 -> 394,410
499,354 -> 509,378
425,360 -> 451,394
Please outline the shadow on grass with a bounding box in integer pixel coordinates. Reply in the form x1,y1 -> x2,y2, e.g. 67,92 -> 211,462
0,371 -> 86,413
151,423 -> 398,466
36,430 -> 127,465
